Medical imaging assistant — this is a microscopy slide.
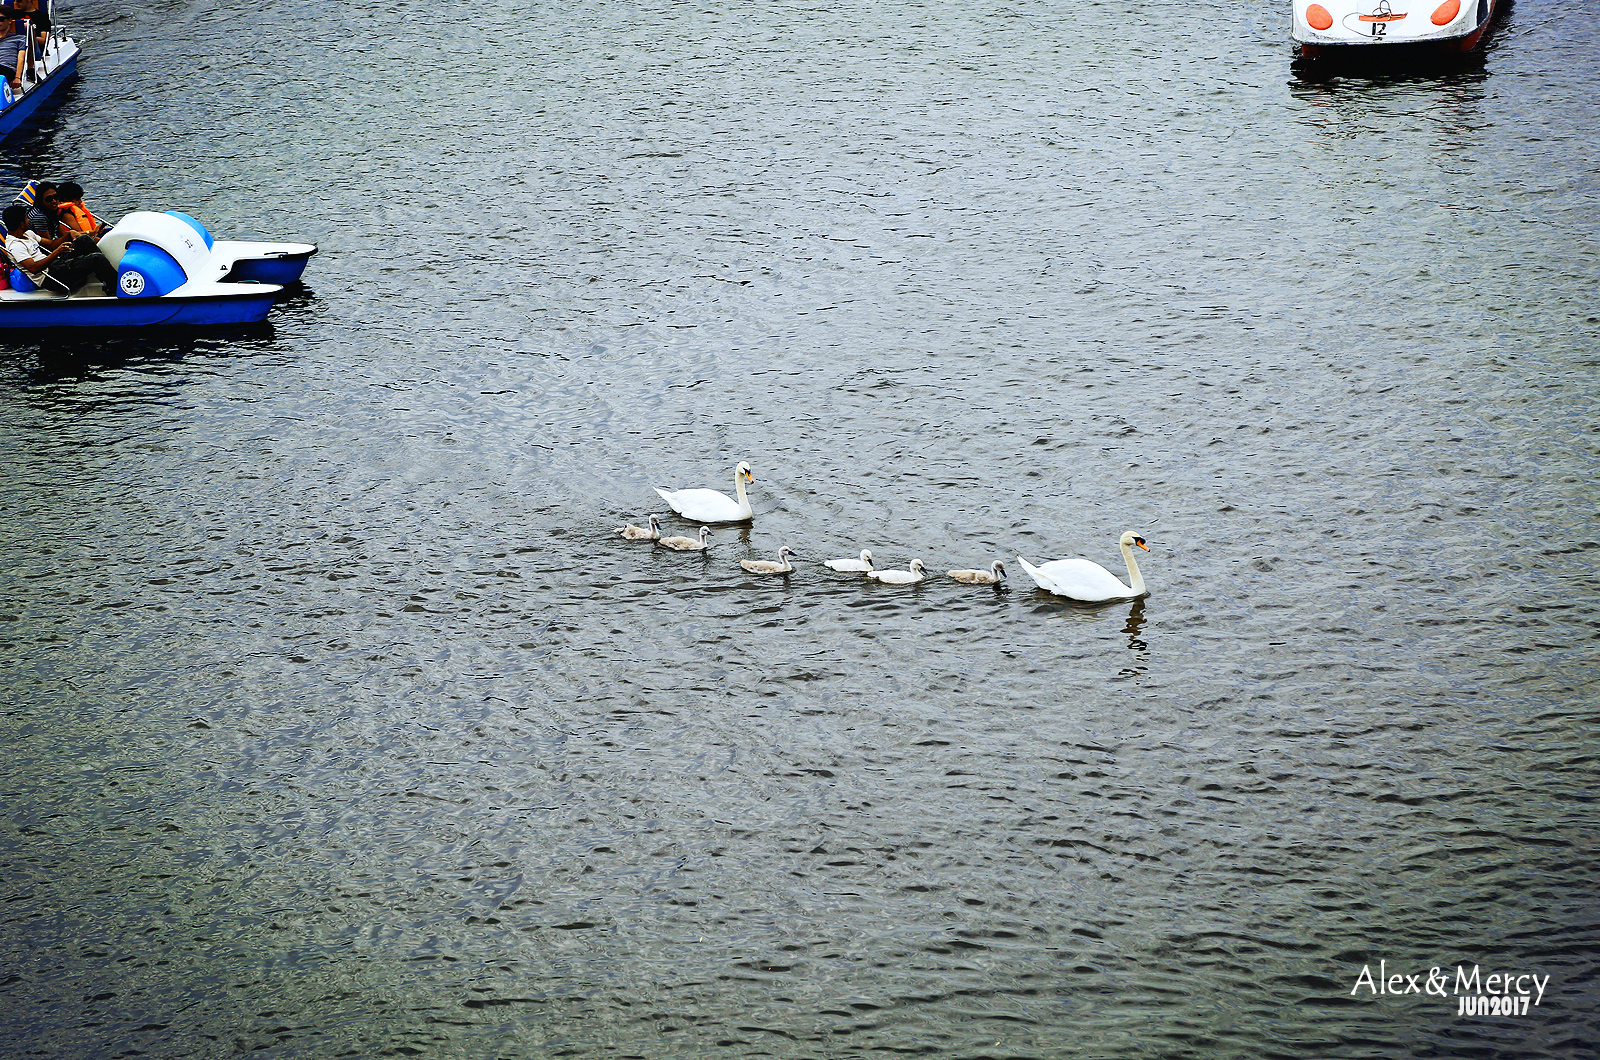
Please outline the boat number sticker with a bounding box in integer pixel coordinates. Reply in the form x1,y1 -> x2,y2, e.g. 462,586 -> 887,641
1352,0 -> 1408,33
119,271 -> 146,296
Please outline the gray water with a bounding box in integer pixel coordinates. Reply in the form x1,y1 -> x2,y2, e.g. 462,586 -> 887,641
2,1 -> 1596,1057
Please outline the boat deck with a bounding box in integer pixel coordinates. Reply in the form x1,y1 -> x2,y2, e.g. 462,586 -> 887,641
0,281 -> 114,301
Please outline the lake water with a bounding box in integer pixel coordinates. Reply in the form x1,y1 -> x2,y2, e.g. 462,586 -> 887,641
2,1 -> 1596,1057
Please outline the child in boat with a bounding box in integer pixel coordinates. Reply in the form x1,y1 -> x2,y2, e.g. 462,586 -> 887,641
57,182 -> 110,238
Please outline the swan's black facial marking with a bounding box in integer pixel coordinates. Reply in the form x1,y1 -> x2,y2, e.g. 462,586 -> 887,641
1134,537 -> 1149,550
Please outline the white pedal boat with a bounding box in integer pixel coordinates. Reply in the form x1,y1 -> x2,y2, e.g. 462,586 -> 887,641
1293,0 -> 1503,59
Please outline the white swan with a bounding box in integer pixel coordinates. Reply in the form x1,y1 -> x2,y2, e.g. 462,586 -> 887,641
1017,531 -> 1149,602
618,514 -> 661,541
948,560 -> 1006,585
659,525 -> 713,552
654,461 -> 754,523
741,546 -> 796,575
867,558 -> 925,585
825,549 -> 873,573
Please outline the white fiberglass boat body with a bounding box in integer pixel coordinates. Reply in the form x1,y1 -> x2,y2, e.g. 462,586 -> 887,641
1292,0 -> 1502,58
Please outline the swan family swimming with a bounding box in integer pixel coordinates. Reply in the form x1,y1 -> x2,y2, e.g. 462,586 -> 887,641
619,460 -> 1153,602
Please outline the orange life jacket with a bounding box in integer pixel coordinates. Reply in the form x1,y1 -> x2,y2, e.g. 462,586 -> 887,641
59,201 -> 97,234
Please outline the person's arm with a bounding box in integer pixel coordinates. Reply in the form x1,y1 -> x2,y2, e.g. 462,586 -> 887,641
9,239 -> 64,272
19,247 -> 63,271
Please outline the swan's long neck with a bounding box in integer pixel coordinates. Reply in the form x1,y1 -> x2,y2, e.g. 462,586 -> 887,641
731,469 -> 753,517
1121,542 -> 1146,595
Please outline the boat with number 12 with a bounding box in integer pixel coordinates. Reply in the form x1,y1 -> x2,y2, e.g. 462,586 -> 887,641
1292,0 -> 1503,60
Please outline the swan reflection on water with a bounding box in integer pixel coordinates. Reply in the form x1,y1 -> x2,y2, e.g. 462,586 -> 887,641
1024,593 -> 1151,674
1118,598 -> 1150,679
1122,598 -> 1148,650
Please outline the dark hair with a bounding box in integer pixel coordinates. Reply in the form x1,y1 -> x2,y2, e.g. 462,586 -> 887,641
35,181 -> 57,194
59,181 -> 83,200
4,202 -> 28,231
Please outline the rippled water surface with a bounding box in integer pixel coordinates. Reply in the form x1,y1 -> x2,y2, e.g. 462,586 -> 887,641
2,1 -> 1597,1056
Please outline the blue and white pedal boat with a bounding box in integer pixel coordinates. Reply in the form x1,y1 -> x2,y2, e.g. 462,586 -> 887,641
1,211 -> 309,328
0,3 -> 79,142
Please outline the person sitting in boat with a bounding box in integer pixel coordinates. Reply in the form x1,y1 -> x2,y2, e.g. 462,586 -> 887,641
56,183 -> 110,239
24,181 -> 74,251
0,1 -> 47,57
0,11 -> 27,90
3,202 -> 116,295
